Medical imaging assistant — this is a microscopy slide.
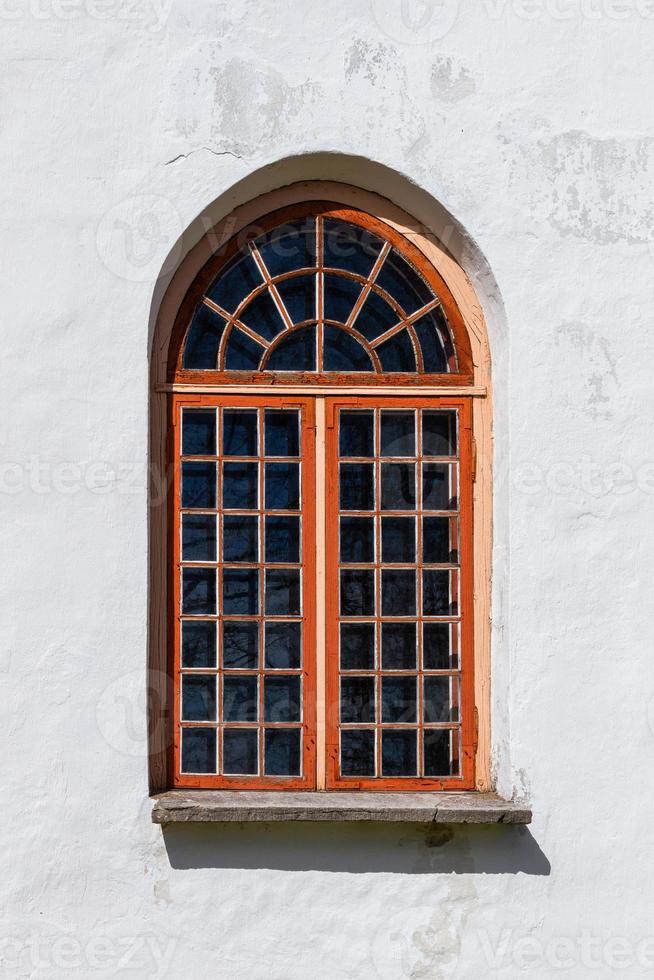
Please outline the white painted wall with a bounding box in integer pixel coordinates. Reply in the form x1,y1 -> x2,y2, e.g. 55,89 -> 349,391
3,1 -> 654,977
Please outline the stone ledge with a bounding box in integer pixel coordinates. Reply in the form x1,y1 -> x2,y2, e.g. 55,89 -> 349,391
152,790 -> 531,825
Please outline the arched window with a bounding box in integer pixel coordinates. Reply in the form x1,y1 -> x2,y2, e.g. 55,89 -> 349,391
160,198 -> 484,792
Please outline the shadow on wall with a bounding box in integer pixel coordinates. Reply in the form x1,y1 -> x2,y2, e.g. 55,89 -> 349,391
162,823 -> 550,876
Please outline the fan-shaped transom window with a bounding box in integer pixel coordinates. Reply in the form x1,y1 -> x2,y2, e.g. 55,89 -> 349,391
173,204 -> 472,383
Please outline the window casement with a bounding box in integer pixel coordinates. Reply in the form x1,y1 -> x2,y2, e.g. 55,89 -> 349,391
159,197 -> 487,793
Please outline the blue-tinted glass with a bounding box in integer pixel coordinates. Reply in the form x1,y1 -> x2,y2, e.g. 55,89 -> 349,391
355,291 -> 398,342
423,463 -> 456,510
265,463 -> 299,510
423,517 -> 457,563
224,327 -> 266,370
422,411 -> 457,456
182,620 -> 216,669
323,220 -> 383,277
382,676 -> 417,723
341,730 -> 375,777
182,567 -> 216,615
183,305 -> 226,369
423,570 -> 456,616
275,275 -> 315,324
205,252 -> 260,314
265,410 -> 300,457
265,569 -> 301,615
381,623 -> 416,670
380,412 -> 415,456
223,410 -> 257,456
222,621 -> 259,669
323,327 -> 374,372
323,274 -> 363,324
222,462 -> 258,509
339,464 -> 374,511
223,568 -> 259,615
181,728 -> 216,773
255,220 -> 315,277
264,675 -> 301,722
340,570 -> 375,616
381,730 -> 417,777
423,622 -> 457,670
223,675 -> 257,722
381,517 -> 415,563
265,516 -> 300,563
267,327 -> 316,371
222,515 -> 258,563
240,291 -> 285,341
414,309 -> 450,373
380,463 -> 415,510
341,676 -> 375,723
265,622 -> 302,669
377,329 -> 417,372
340,517 -> 374,563
381,569 -> 416,616
223,729 -> 258,775
265,728 -> 301,776
182,675 -> 216,722
424,730 -> 456,777
182,409 -> 216,456
339,411 -> 374,457
182,462 -> 216,509
375,251 -> 433,315
340,623 -> 375,671
424,677 -> 457,723
182,514 -> 216,561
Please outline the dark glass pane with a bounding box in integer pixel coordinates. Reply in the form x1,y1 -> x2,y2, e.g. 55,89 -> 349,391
267,327 -> 317,371
423,622 -> 458,670
265,463 -> 300,510
275,275 -> 315,325
423,516 -> 457,564
339,463 -> 374,511
222,462 -> 258,509
182,409 -> 216,456
265,728 -> 301,776
422,411 -> 457,457
355,291 -> 399,342
224,327 -> 266,370
340,570 -> 375,616
240,291 -> 285,341
340,623 -> 375,671
381,569 -> 416,616
340,517 -> 374,563
381,623 -> 416,670
414,308 -> 451,373
264,410 -> 300,457
265,516 -> 300,564
264,675 -> 302,722
183,305 -> 226,369
222,515 -> 258,563
182,675 -> 216,722
341,730 -> 375,777
223,675 -> 258,722
380,463 -> 415,510
223,410 -> 257,457
222,621 -> 259,669
375,251 -> 433,315
339,411 -> 374,457
182,514 -> 216,562
423,570 -> 456,616
265,569 -> 301,615
377,329 -> 417,372
323,326 -> 374,372
424,730 -> 456,777
181,727 -> 216,773
323,219 -> 383,277
423,463 -> 456,511
424,676 -> 458,723
341,676 -> 375,723
381,517 -> 415,563
381,730 -> 417,777
223,568 -> 259,615
380,412 -> 415,456
182,462 -> 216,509
381,676 -> 417,723
182,620 -> 216,669
205,252 -> 259,314
255,220 -> 315,277
265,622 -> 302,669
182,567 -> 216,615
223,729 -> 258,775
323,274 -> 363,324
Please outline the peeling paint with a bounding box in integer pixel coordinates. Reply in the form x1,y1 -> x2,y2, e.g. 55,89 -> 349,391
431,57 -> 477,103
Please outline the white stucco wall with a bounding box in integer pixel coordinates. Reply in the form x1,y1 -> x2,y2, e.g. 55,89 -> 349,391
3,1 -> 654,977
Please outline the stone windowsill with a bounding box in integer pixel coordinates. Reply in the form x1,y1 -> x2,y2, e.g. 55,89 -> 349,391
151,790 -> 531,825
